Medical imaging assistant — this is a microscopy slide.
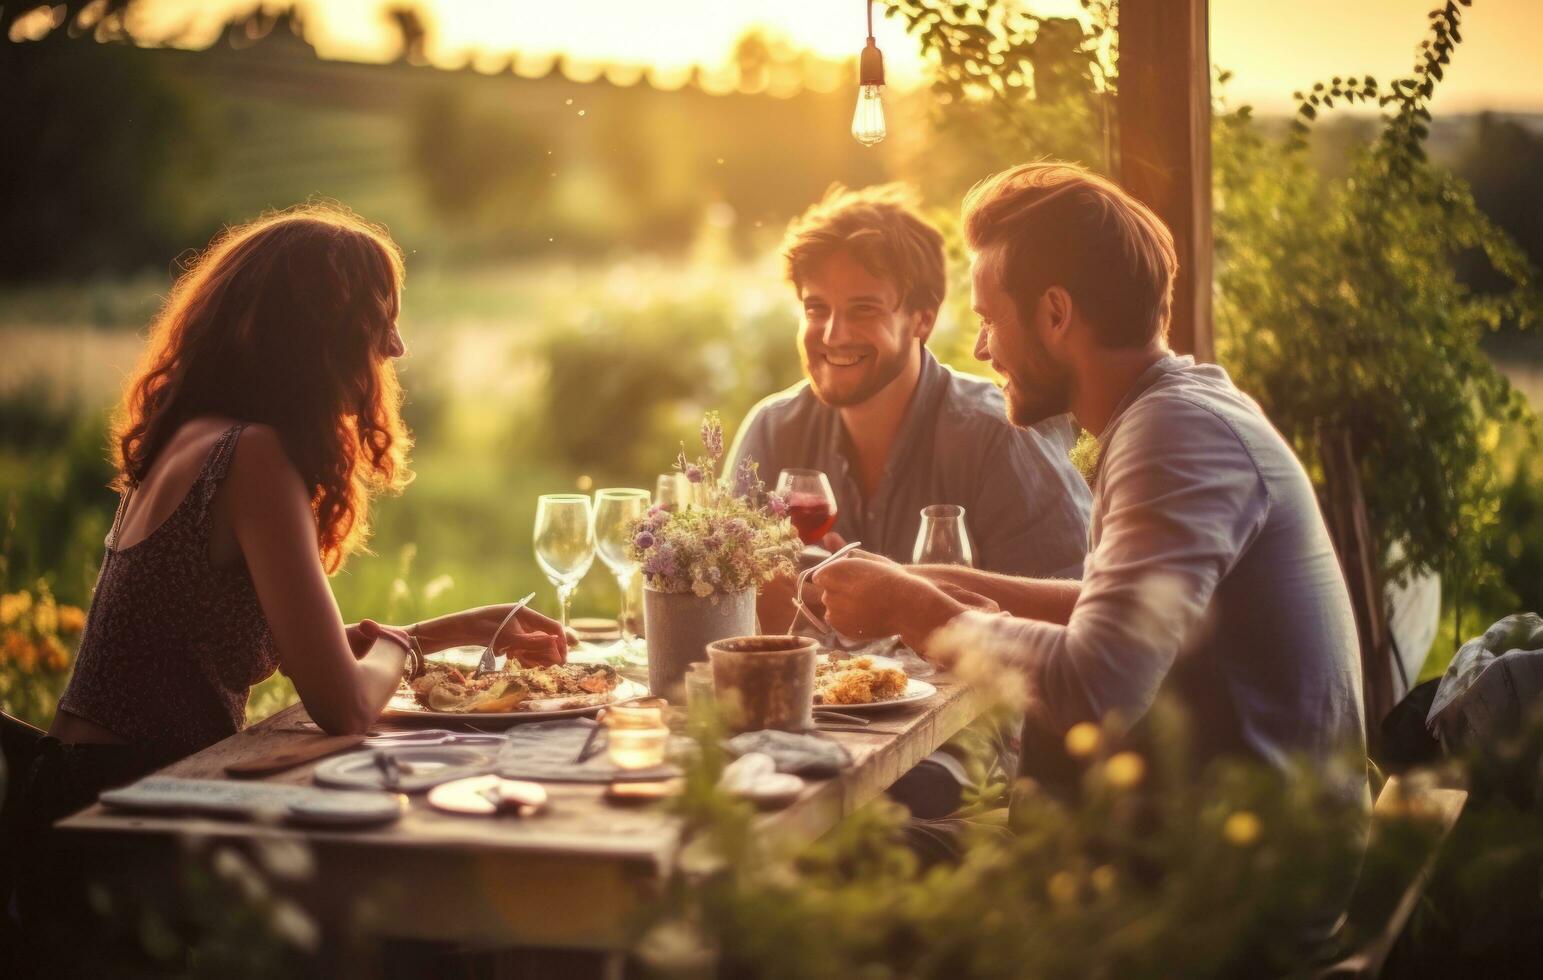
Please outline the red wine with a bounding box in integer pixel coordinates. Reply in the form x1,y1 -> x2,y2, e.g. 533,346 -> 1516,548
787,495 -> 837,544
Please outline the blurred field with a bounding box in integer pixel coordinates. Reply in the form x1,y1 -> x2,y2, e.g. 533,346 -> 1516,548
3,255 -> 1539,722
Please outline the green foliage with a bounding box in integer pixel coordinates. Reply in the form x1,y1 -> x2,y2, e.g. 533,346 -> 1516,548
642,700 -> 1399,979
0,28 -> 217,281
537,294 -> 802,477
1215,6 -> 1540,594
890,0 -> 1116,174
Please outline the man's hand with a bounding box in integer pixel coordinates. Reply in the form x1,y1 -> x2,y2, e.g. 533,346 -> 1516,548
813,550 -> 969,653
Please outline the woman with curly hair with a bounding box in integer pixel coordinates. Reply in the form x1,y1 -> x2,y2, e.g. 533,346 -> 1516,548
31,205 -> 565,813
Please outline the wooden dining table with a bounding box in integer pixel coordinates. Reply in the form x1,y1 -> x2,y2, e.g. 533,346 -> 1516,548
56,663 -> 980,955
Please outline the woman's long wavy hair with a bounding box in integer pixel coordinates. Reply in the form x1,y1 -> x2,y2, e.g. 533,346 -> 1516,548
114,205 -> 413,573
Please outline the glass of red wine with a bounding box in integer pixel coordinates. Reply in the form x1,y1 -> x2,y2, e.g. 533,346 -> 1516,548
776,469 -> 839,546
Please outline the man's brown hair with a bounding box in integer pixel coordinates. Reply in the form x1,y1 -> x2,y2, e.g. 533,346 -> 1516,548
782,183 -> 946,314
961,163 -> 1177,347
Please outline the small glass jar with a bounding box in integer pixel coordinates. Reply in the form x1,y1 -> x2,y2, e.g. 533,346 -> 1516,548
604,701 -> 670,770
684,661 -> 716,713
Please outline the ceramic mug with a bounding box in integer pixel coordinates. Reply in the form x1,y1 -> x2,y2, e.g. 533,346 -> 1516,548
706,635 -> 818,733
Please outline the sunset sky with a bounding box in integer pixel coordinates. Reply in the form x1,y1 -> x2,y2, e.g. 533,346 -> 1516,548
129,0 -> 1543,113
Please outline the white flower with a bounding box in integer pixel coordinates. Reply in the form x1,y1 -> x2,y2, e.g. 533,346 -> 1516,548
268,899 -> 320,952
691,579 -> 715,598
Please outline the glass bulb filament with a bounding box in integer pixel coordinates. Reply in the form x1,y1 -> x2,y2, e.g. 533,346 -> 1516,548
852,84 -> 886,147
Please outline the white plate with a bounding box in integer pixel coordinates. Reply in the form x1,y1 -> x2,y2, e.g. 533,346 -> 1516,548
313,745 -> 497,792
813,677 -> 938,714
384,676 -> 650,723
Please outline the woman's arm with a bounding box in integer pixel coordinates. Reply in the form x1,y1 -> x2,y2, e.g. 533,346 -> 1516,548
407,604 -> 567,667
226,426 -> 405,735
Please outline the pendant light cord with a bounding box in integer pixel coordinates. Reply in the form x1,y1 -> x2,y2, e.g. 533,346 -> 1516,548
866,0 -> 874,42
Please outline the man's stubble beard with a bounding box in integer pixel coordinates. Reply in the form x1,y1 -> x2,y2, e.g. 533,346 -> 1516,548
806,342 -> 913,409
1004,329 -> 1071,429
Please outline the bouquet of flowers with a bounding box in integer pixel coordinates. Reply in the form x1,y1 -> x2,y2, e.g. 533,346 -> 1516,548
628,413 -> 799,598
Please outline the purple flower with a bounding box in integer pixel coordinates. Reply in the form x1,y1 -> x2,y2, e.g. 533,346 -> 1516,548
634,531 -> 656,550
685,464 -> 704,484
701,417 -> 724,460
766,491 -> 789,517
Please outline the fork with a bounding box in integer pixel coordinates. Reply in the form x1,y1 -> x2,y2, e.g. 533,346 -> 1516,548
788,541 -> 862,635
476,592 -> 537,676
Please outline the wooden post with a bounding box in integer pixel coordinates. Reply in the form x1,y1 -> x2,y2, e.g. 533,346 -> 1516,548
1319,422 -> 1398,740
1117,0 -> 1214,362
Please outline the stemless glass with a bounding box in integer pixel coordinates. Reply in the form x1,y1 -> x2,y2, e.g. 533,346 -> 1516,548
594,487 -> 651,658
776,469 -> 839,546
533,494 -> 595,633
912,504 -> 975,567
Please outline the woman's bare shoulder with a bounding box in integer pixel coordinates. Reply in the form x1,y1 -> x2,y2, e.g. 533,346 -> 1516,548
227,423 -> 305,493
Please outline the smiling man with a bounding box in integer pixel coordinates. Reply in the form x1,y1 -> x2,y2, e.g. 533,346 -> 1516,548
813,165 -> 1368,819
728,184 -> 1090,588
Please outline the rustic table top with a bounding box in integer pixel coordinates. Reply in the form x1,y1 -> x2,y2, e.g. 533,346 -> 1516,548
58,671 -> 980,949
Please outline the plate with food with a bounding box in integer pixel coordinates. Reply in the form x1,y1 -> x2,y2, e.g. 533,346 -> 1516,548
387,653 -> 648,722
812,655 -> 936,713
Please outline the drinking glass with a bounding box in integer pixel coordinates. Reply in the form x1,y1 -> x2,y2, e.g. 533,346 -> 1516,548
594,487 -> 651,659
533,494 -> 595,633
912,504 -> 975,567
654,473 -> 690,511
776,469 -> 839,546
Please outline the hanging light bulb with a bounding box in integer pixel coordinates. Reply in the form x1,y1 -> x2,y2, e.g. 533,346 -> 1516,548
852,2 -> 886,147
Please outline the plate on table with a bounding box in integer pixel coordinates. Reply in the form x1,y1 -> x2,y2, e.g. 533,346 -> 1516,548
385,652 -> 649,724
813,677 -> 937,714
313,745 -> 497,793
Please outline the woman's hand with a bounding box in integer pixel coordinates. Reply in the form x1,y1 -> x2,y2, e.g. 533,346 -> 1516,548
409,602 -> 569,667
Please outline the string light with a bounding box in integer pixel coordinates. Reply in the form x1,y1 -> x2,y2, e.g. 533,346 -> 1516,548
852,0 -> 886,147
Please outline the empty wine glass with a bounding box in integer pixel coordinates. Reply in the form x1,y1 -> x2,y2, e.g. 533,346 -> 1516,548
912,504 -> 974,567
594,487 -> 651,660
533,494 -> 595,633
777,469 -> 839,546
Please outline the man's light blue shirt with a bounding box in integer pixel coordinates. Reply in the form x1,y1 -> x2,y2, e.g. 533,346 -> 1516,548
728,349 -> 1091,578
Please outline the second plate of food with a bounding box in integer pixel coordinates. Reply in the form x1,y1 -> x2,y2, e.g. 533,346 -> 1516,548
813,655 -> 937,713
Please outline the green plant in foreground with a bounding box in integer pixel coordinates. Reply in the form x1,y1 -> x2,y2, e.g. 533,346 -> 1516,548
639,701 -> 1414,980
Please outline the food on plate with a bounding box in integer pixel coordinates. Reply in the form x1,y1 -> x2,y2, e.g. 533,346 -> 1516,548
405,660 -> 621,713
813,656 -> 907,706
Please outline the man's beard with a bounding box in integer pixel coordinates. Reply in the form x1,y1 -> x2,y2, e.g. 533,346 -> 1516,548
1003,330 -> 1071,428
805,344 -> 911,408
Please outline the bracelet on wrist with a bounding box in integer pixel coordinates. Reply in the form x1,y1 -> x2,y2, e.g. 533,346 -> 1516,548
404,623 -> 427,679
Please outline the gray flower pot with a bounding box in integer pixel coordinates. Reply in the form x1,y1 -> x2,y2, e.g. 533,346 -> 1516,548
644,588 -> 756,704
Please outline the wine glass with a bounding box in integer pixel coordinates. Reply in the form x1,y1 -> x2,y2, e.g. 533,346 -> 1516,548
654,473 -> 690,511
594,487 -> 651,660
912,504 -> 975,567
777,469 -> 839,546
533,494 -> 595,634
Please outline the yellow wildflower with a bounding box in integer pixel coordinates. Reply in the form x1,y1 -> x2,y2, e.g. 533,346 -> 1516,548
1063,722 -> 1101,758
1223,811 -> 1262,847
1090,865 -> 1118,895
43,634 -> 70,672
57,605 -> 86,635
4,633 -> 38,673
33,595 -> 58,636
1,591 -> 32,627
1104,752 -> 1146,789
1047,871 -> 1080,905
